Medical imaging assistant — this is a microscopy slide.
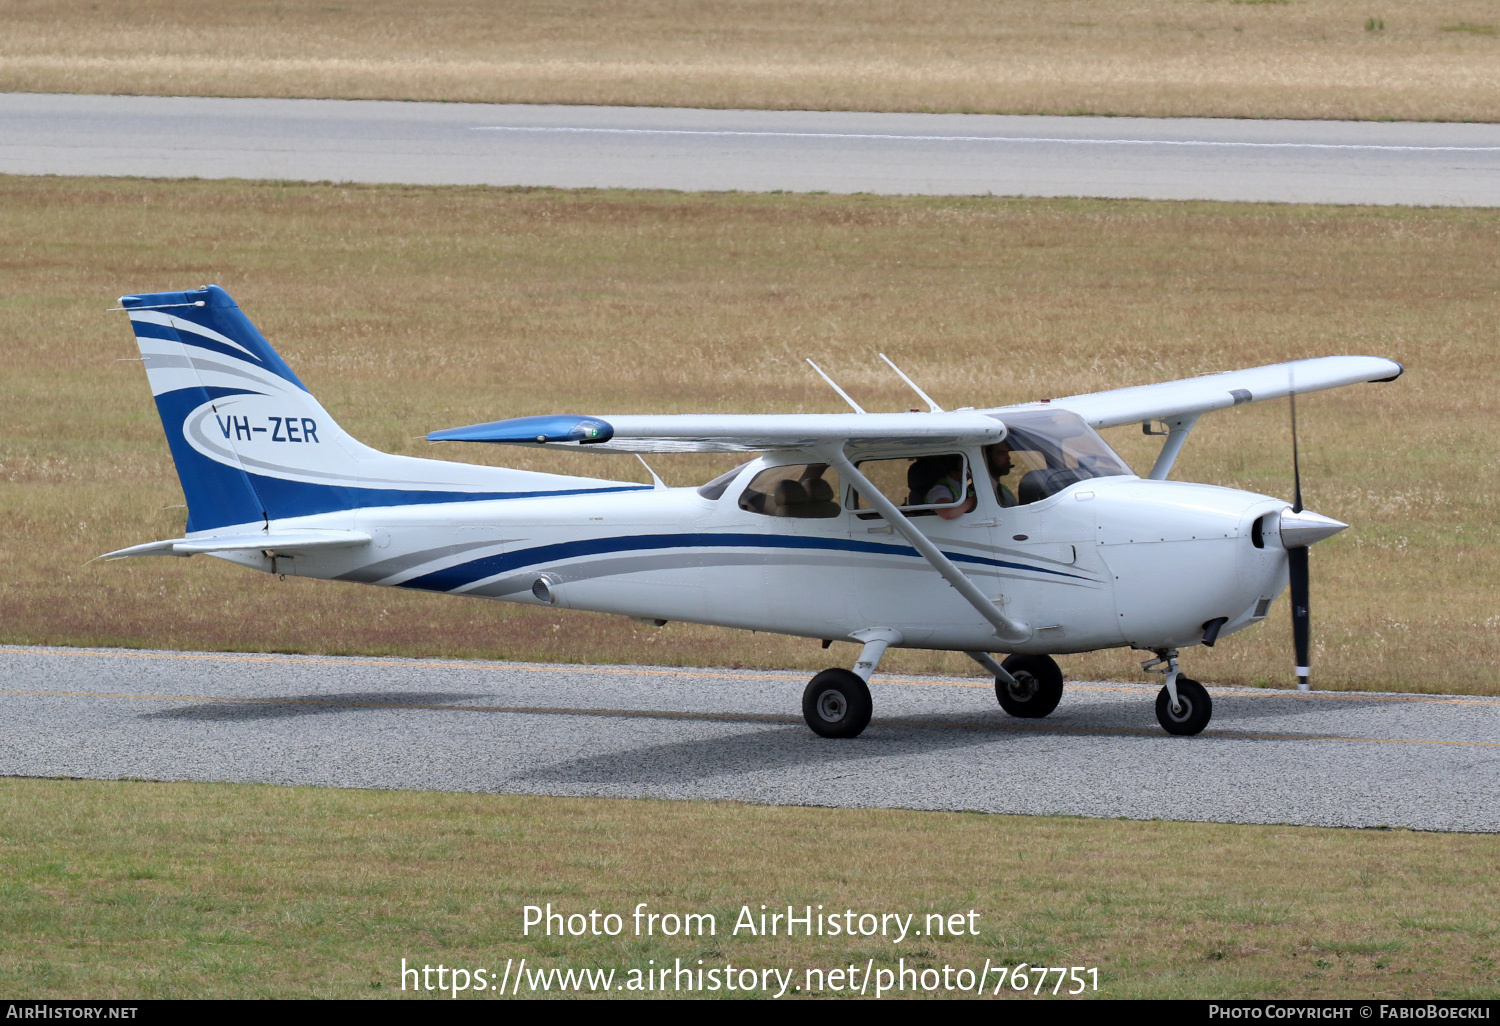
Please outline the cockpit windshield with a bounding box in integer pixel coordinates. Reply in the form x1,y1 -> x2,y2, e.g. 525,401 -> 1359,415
990,409 -> 1134,506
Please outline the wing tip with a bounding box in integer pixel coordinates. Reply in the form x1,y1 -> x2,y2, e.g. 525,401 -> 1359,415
428,414 -> 614,446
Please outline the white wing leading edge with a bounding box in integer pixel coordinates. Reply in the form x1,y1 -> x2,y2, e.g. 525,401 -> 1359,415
1027,356 -> 1402,429
429,410 -> 1008,454
427,356 -> 1400,455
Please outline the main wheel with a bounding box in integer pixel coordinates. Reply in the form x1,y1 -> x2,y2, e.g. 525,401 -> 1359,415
995,654 -> 1064,718
1155,676 -> 1212,735
802,668 -> 873,739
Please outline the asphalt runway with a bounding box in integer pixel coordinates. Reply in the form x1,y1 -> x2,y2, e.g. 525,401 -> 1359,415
3,645 -> 1496,832
5,93 -> 1500,205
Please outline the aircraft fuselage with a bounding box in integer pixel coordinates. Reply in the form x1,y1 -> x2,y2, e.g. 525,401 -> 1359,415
211,466 -> 1290,657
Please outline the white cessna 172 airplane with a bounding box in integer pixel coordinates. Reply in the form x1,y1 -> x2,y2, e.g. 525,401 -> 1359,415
105,286 -> 1402,738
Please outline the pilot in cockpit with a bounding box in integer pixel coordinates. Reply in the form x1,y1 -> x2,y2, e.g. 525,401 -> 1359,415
984,442 -> 1019,508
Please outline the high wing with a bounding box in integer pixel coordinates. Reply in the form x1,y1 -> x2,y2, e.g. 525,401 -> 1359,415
428,411 -> 1008,454
1026,355 -> 1402,429
428,356 -> 1400,454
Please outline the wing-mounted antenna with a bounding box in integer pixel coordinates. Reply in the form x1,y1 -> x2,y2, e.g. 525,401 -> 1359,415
878,353 -> 944,412
635,454 -> 668,490
805,359 -> 866,414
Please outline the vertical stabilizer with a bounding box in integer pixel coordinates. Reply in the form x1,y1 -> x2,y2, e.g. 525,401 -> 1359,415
124,286 -> 289,532
121,285 -> 648,533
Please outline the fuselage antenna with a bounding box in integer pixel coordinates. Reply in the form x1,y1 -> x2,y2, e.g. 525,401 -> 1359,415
878,353 -> 944,412
805,359 -> 866,414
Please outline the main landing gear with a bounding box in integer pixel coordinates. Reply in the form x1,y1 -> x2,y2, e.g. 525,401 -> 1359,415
1143,649 -> 1212,735
800,633 -> 1071,738
802,669 -> 873,739
801,628 -> 895,738
966,650 -> 1065,718
992,653 -> 1064,718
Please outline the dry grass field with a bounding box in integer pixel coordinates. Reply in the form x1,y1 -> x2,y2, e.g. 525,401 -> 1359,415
0,175 -> 1496,693
1,778 -> 1497,998
2,0 -> 1499,122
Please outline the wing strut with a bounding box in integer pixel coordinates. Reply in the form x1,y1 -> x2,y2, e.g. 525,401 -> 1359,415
822,448 -> 1032,646
1146,413 -> 1200,480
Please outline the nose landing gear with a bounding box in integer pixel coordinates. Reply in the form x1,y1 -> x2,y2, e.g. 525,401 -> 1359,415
1143,649 -> 1213,735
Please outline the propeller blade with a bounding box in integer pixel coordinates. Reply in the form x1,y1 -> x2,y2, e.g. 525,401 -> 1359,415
1289,544 -> 1311,692
1289,386 -> 1303,514
1288,373 -> 1309,689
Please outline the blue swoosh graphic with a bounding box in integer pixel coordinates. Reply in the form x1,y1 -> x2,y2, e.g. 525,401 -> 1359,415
398,532 -> 1092,593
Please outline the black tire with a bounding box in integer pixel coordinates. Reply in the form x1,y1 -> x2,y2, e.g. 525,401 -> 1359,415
995,654 -> 1064,718
1155,676 -> 1212,736
802,669 -> 873,739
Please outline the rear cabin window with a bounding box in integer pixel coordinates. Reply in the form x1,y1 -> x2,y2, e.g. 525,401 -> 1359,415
851,454 -> 973,518
696,461 -> 753,500
738,463 -> 842,518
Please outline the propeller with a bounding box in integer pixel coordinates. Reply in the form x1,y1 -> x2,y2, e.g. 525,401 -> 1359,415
1288,386 -> 1311,691
1279,386 -> 1348,691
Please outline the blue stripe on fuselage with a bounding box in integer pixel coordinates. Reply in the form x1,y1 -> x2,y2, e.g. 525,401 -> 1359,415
396,532 -> 1091,593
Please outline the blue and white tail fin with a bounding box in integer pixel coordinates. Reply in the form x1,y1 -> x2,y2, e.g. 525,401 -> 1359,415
122,285 -> 646,534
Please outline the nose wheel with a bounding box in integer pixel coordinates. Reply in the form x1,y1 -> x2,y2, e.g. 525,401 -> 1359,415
1143,650 -> 1212,735
1155,676 -> 1211,735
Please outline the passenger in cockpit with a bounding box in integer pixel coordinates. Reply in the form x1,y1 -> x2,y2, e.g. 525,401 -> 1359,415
921,454 -> 977,521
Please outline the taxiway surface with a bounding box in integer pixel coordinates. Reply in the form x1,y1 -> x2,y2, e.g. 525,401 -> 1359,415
3,645 -> 1496,832
4,93 -> 1499,205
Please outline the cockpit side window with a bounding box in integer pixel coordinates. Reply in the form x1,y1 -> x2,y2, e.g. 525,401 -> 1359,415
697,460 -> 754,500
738,463 -> 842,518
990,410 -> 1133,506
850,453 -> 974,519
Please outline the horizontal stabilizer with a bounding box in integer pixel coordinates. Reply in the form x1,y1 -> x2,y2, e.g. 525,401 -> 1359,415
429,411 -> 1008,454
101,530 -> 371,559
